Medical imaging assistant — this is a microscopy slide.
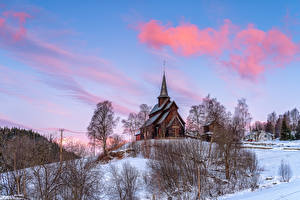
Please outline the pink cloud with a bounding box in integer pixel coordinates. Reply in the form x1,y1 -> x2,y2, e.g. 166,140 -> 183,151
0,17 -> 4,26
138,20 -> 299,80
2,11 -> 31,41
223,25 -> 298,79
139,19 -> 231,56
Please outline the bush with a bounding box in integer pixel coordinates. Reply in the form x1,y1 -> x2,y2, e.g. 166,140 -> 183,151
146,139 -> 260,199
108,162 -> 140,200
278,160 -> 292,182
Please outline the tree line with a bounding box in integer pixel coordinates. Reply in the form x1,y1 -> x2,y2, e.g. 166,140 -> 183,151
252,108 -> 300,140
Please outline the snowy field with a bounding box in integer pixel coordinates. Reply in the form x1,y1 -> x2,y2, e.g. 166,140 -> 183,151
243,139 -> 300,150
222,140 -> 300,200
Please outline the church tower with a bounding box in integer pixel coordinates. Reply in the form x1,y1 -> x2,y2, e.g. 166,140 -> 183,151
137,66 -> 185,141
157,71 -> 170,106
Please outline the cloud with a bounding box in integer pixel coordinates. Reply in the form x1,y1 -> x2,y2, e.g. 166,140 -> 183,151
222,25 -> 298,79
138,19 -> 231,56
2,11 -> 31,41
138,20 -> 299,80
0,17 -> 4,26
0,9 -> 138,115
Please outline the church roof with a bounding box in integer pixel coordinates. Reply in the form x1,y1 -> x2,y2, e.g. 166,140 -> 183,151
143,112 -> 161,127
141,71 -> 185,129
149,99 -> 169,115
142,101 -> 178,128
167,115 -> 185,128
158,72 -> 169,98
157,111 -> 170,124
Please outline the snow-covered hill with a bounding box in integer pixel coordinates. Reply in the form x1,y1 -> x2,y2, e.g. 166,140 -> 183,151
1,139 -> 300,200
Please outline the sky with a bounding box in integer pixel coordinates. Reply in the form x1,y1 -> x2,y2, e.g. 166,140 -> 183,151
1,0 -> 300,142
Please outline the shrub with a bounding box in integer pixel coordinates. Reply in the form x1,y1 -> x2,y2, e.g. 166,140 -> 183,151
108,162 -> 140,200
278,160 -> 292,182
146,139 -> 260,199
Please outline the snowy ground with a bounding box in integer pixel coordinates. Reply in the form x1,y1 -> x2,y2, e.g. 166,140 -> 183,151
221,140 -> 300,200
243,139 -> 300,150
99,140 -> 300,200
111,140 -> 300,200
2,140 -> 300,200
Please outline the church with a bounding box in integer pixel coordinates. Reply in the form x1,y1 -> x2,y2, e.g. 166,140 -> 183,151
136,72 -> 185,140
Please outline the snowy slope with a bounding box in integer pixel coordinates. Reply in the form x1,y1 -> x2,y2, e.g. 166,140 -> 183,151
1,140 -> 299,200
102,157 -> 151,200
104,141 -> 300,200
222,142 -> 300,200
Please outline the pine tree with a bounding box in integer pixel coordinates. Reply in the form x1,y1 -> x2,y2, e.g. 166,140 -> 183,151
265,121 -> 273,134
295,120 -> 300,140
280,115 -> 291,140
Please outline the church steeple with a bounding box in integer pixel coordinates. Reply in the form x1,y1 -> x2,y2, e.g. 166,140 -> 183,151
159,71 -> 169,98
158,71 -> 170,106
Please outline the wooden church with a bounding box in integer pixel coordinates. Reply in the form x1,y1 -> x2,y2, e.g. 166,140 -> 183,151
136,72 -> 185,140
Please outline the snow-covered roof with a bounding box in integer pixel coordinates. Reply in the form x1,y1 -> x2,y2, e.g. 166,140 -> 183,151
157,111 -> 170,125
149,99 -> 168,115
164,101 -> 173,110
134,130 -> 141,136
143,112 -> 161,127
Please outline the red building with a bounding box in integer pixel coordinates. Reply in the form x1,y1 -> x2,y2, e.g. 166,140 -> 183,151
137,72 -> 185,140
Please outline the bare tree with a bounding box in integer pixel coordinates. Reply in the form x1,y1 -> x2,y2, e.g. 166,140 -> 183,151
146,139 -> 259,199
122,113 -> 140,142
30,162 -> 63,200
213,99 -> 252,180
137,104 -> 151,125
87,101 -> 119,155
202,95 -> 230,157
267,112 -> 277,135
108,162 -> 140,200
186,105 -> 205,136
278,160 -> 292,182
0,136 -> 34,197
290,108 -> 300,131
233,98 -> 252,138
60,142 -> 103,200
252,121 -> 265,132
275,116 -> 283,138
122,104 -> 151,142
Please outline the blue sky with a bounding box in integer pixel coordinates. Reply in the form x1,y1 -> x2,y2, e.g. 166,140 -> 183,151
1,0 -> 300,141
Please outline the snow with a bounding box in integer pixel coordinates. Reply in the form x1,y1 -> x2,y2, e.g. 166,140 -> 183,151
2,139 -> 300,200
99,156 -> 150,200
105,140 -> 300,200
0,196 -> 26,200
221,140 -> 300,200
99,140 -> 300,200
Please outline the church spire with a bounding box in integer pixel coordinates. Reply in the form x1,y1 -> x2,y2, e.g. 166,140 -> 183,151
158,71 -> 169,98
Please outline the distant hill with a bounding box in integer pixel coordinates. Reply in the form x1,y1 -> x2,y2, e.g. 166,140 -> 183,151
0,127 -> 79,171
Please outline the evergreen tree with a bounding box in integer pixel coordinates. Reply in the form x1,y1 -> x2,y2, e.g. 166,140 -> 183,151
280,115 -> 292,140
295,120 -> 300,140
275,116 -> 283,138
265,121 -> 273,134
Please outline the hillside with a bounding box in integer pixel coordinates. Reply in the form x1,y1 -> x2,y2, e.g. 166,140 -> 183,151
0,127 -> 78,171
1,138 -> 300,199
101,140 -> 300,200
